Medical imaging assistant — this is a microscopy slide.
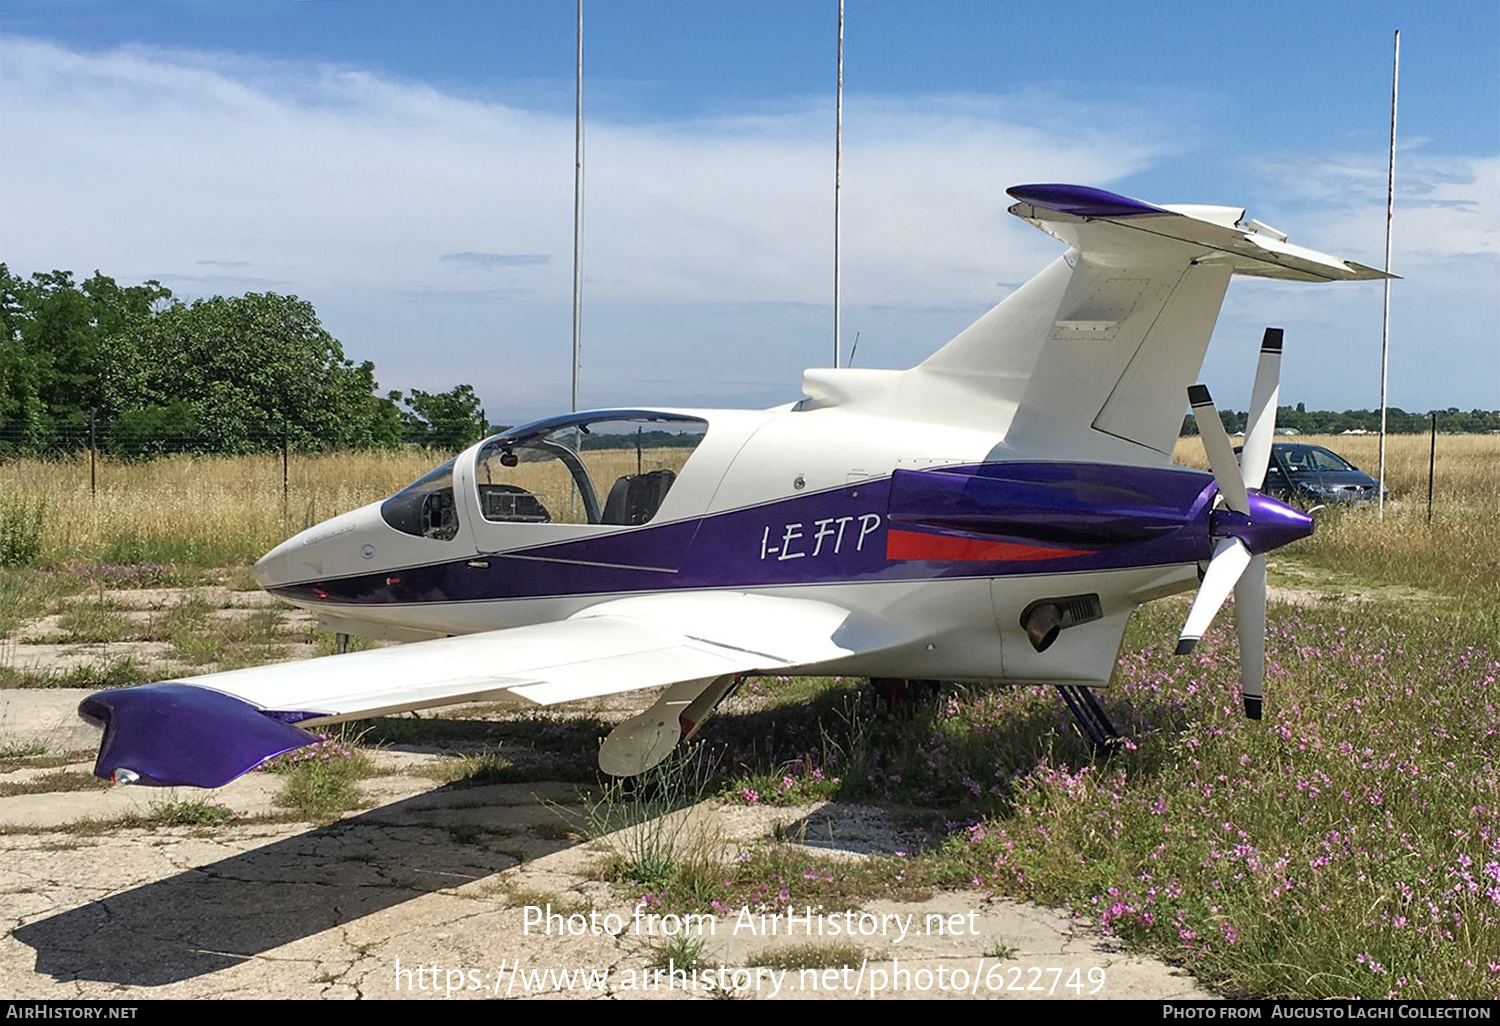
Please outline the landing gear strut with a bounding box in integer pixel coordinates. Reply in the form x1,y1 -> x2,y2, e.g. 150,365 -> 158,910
1056,685 -> 1120,753
870,677 -> 942,707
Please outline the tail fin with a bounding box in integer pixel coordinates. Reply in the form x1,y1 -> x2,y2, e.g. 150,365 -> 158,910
902,184 -> 1391,458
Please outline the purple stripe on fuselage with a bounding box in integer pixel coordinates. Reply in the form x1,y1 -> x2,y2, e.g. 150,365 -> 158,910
889,462 -> 1207,544
268,463 -> 1218,607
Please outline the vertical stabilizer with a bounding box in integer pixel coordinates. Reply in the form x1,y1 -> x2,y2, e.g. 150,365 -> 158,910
896,184 -> 1391,458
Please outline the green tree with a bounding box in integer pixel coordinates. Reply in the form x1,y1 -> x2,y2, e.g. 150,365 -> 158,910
396,385 -> 487,451
0,267 -> 172,452
0,266 -> 48,453
106,400 -> 201,458
114,292 -> 403,453
0,269 -> 440,455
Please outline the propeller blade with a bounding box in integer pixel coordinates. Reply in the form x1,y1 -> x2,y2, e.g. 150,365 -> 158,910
1175,537 -> 1252,655
1240,329 -> 1283,490
1234,553 -> 1267,719
1188,384 -> 1250,514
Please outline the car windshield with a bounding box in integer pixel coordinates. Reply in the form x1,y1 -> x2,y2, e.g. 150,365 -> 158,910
1281,445 -> 1355,473
473,412 -> 707,526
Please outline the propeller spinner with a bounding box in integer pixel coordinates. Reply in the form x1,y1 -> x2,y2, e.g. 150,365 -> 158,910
1177,329 -> 1311,720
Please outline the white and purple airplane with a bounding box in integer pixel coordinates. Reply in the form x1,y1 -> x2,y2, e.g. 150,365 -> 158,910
79,184 -> 1389,789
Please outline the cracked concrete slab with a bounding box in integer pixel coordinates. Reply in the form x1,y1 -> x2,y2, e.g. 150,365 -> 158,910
1,781 -> 1215,1000
0,688 -> 106,754
1,640 -> 181,675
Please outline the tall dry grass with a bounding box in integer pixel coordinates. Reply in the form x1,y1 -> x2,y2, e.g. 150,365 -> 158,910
0,445 -> 700,565
1,436 -> 1492,592
0,450 -> 446,566
1172,432 -> 1498,506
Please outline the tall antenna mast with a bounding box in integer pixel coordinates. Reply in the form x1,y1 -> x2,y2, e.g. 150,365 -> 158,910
833,0 -> 843,368
571,0 -> 585,413
1378,28 -> 1399,518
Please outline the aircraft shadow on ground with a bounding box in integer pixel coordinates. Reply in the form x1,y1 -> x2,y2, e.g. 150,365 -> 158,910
14,688 -> 1173,987
13,780 -> 579,987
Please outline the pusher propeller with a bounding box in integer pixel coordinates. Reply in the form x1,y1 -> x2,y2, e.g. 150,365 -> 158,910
1176,330 -> 1290,720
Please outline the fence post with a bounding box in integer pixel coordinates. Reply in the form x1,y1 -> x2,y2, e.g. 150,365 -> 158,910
89,410 -> 97,503
282,419 -> 290,517
1426,411 -> 1436,526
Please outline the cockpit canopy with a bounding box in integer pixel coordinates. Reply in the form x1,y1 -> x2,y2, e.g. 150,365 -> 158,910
379,458 -> 460,541
381,411 -> 708,540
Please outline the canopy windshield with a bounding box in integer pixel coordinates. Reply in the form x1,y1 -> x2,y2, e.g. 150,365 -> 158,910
474,412 -> 707,526
380,458 -> 460,540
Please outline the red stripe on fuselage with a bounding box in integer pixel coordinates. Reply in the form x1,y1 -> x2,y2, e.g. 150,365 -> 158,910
885,528 -> 1095,563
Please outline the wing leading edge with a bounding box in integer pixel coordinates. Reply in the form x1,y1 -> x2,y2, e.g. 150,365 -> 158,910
81,593 -> 902,788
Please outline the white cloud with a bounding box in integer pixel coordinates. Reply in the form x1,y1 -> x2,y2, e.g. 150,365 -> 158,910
1214,149 -> 1499,412
0,39 -> 1174,300
1251,150 -> 1498,261
1,37 -> 1491,418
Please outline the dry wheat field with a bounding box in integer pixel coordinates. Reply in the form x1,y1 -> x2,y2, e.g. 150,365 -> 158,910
1176,433 -> 1499,617
0,444 -> 699,566
0,433 -> 1491,567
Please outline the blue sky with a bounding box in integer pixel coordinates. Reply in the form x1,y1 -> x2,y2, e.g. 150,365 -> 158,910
2,0 -> 1495,422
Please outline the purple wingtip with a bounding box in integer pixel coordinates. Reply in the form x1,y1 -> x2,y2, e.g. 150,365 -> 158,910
1007,184 -> 1167,219
80,683 -> 320,788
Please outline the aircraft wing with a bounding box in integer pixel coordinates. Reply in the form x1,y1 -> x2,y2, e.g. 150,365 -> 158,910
79,592 -> 898,788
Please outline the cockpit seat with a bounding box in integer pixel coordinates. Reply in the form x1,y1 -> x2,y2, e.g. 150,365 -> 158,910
601,469 -> 677,526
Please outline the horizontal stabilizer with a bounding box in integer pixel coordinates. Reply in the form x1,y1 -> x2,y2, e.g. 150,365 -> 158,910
1007,184 -> 1394,282
905,182 -> 1391,458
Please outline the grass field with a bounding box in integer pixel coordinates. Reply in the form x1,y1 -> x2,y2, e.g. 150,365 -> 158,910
1175,433 -> 1499,640
0,434 -> 1496,998
0,443 -> 702,565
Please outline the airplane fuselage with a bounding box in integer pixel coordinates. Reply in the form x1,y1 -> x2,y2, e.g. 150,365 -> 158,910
252,403 -> 1274,690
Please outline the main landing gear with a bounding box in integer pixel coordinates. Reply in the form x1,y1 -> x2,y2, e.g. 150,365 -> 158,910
869,677 -> 942,707
1055,685 -> 1121,753
871,677 -> 1122,754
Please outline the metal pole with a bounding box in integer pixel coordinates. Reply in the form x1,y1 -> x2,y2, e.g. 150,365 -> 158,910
571,0 -> 584,413
89,410 -> 96,502
833,0 -> 843,369
1377,29 -> 1399,518
1426,410 -> 1436,526
282,419 -> 289,510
